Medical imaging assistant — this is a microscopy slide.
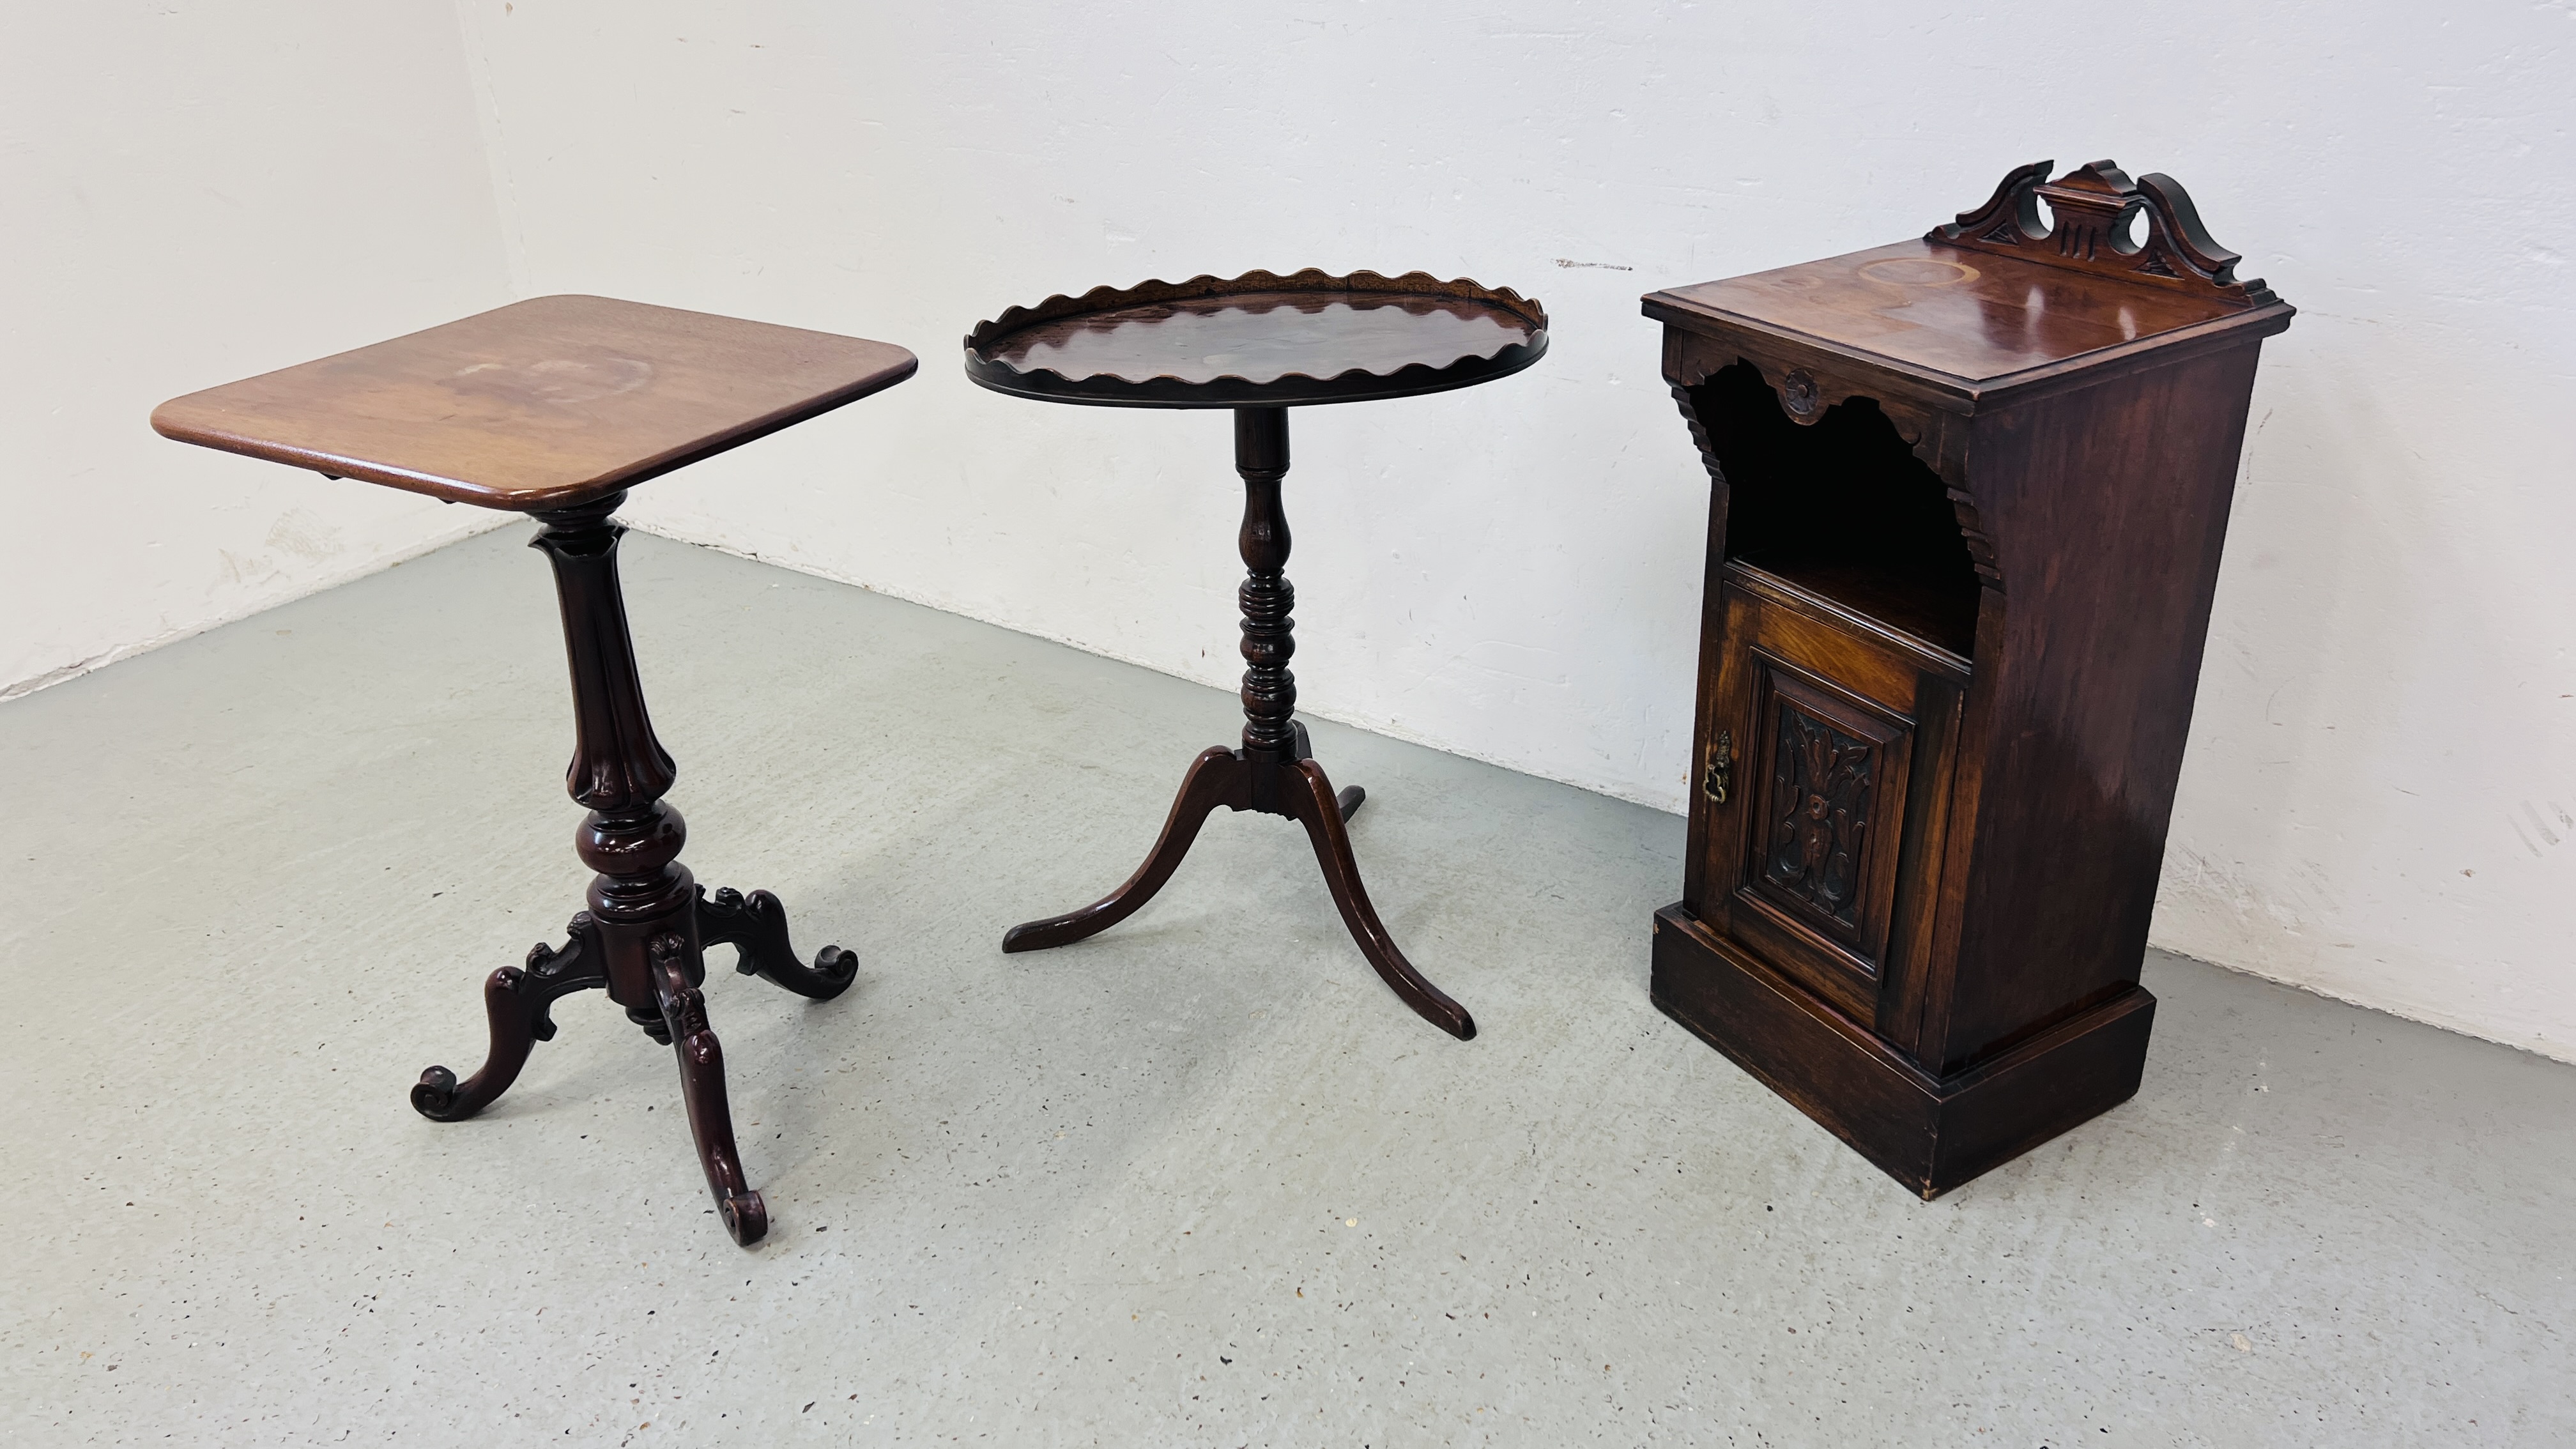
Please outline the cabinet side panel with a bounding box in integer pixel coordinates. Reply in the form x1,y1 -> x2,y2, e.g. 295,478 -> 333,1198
1935,342 -> 2266,1073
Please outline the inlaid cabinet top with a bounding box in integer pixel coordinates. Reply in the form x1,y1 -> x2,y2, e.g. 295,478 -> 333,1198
1644,161 -> 2292,393
151,295 -> 917,510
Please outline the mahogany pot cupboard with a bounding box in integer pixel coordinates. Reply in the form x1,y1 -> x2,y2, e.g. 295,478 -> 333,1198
1641,160 -> 2292,1196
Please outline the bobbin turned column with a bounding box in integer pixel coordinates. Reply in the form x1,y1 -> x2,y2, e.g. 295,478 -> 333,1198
1232,408 -> 1300,769
1232,410 -> 1359,808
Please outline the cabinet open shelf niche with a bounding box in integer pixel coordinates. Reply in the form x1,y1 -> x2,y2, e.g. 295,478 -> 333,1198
1690,360 -> 1981,659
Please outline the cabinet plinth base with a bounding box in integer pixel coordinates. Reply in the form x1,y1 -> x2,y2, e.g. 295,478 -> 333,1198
1651,905 -> 2153,1199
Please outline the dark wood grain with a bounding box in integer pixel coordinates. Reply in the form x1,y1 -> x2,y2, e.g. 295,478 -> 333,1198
1643,157 -> 2287,410
151,294 -> 917,510
1923,342 -> 2269,1073
1652,907 -> 2154,1198
1647,240 -> 2254,388
1645,162 -> 2290,1194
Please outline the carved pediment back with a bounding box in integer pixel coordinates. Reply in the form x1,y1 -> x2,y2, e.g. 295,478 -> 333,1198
1928,160 -> 2278,308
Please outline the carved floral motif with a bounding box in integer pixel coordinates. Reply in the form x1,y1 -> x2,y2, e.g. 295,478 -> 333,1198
1763,702 -> 1875,930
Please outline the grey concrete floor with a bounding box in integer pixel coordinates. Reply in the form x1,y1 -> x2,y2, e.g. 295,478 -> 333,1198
3,527 -> 2570,1448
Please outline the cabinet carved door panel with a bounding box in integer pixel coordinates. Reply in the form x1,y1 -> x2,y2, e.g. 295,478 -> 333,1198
1694,565 -> 1963,1029
1733,661 -> 1912,1004
1751,670 -> 1904,951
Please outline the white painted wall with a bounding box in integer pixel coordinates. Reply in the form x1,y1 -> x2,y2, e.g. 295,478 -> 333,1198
0,2 -> 514,698
15,4 -> 2572,1063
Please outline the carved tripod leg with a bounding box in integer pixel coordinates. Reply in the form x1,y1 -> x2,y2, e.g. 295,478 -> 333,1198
649,932 -> 767,1246
412,915 -> 609,1122
696,886 -> 857,1000
1002,746 -> 1245,953
1281,758 -> 1476,1040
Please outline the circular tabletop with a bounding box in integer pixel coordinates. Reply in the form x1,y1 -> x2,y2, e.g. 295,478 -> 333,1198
963,268 -> 1547,408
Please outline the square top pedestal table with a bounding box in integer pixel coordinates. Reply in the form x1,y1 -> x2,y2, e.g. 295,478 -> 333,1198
153,295 -> 916,1245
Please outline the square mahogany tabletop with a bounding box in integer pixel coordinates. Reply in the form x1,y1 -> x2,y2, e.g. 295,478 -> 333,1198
151,295 -> 917,512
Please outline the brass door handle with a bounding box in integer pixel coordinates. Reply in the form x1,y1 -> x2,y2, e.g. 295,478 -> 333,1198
1703,730 -> 1733,804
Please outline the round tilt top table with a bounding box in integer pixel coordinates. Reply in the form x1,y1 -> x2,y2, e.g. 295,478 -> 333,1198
965,268 -> 1550,1040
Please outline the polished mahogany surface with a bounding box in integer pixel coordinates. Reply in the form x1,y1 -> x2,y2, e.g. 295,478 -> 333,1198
1648,240 -> 2254,386
152,295 -> 918,510
965,268 -> 1547,408
999,292 -> 1530,385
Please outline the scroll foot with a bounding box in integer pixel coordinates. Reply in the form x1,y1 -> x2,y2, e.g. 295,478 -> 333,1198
696,885 -> 856,1001
412,914 -> 608,1121
650,933 -> 767,1246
